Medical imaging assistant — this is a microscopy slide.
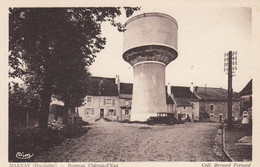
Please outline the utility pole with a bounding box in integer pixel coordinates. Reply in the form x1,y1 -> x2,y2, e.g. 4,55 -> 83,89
224,51 -> 237,127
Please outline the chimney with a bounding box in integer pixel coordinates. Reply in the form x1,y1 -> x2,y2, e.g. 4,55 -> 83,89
194,86 -> 198,94
190,82 -> 194,93
167,82 -> 171,96
115,75 -> 120,93
98,79 -> 103,95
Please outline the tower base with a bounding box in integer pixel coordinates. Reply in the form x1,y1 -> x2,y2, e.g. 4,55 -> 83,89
130,113 -> 157,122
130,61 -> 167,122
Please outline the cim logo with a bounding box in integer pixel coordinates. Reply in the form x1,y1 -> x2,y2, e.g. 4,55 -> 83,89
16,152 -> 34,160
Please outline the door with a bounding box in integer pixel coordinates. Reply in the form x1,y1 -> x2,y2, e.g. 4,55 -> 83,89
178,113 -> 181,121
100,109 -> 104,118
219,114 -> 223,123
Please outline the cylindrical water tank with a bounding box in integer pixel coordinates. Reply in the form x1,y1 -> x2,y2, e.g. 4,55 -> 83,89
123,12 -> 178,66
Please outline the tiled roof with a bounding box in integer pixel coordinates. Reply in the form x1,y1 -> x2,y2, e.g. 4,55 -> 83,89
119,94 -> 132,99
174,98 -> 193,107
195,87 -> 239,100
166,94 -> 175,104
240,79 -> 252,96
88,76 -> 118,96
87,76 -> 196,105
120,83 -> 133,94
170,86 -> 198,99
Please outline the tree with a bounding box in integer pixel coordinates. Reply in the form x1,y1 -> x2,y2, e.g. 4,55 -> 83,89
53,61 -> 91,124
9,7 -> 140,129
9,82 -> 40,128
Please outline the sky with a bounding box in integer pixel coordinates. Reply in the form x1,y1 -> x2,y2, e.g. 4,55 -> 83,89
89,6 -> 252,92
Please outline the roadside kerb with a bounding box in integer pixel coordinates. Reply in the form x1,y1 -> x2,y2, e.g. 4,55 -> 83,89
222,124 -> 235,162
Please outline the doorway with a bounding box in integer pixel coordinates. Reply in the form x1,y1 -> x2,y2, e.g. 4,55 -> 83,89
100,109 -> 104,118
219,114 -> 223,123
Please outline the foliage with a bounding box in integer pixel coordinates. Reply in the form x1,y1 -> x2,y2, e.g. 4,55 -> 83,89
9,82 -> 40,127
9,7 -> 140,129
9,7 -> 140,80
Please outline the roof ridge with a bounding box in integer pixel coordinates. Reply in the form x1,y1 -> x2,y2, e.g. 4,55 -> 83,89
171,85 -> 190,88
90,76 -> 116,80
120,82 -> 133,85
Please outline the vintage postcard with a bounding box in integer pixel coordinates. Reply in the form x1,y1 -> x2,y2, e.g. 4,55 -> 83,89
1,0 -> 259,167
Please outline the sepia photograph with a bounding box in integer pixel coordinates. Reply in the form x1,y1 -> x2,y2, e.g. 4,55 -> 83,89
2,1 -> 258,166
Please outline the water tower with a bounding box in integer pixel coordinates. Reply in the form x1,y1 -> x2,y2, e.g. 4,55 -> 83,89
123,13 -> 178,121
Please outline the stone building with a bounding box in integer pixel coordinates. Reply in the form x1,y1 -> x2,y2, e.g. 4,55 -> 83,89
118,82 -> 133,121
193,86 -> 240,122
167,86 -> 200,121
78,77 -> 120,122
78,76 -> 200,122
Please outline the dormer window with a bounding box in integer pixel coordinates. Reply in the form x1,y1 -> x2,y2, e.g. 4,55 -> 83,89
86,96 -> 92,103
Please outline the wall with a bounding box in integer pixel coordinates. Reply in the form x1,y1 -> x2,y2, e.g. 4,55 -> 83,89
200,100 -> 240,122
240,95 -> 252,117
190,101 -> 200,121
119,97 -> 132,121
166,104 -> 174,113
78,95 -> 120,122
176,106 -> 193,121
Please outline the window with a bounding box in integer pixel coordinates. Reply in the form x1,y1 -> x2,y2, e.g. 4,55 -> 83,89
104,98 -> 114,106
183,106 -> 186,110
210,104 -> 214,111
86,96 -> 92,103
84,108 -> 93,115
109,109 -> 116,116
125,109 -> 129,115
106,99 -> 112,104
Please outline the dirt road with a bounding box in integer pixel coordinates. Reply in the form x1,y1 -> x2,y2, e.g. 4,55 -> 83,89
33,122 -> 225,162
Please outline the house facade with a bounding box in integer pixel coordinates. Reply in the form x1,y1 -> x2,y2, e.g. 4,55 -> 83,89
56,76 -> 241,124
193,86 -> 240,122
80,95 -> 120,122
168,86 -> 199,121
118,82 -> 133,121
78,77 -> 121,122
240,79 -> 252,118
78,76 -> 201,122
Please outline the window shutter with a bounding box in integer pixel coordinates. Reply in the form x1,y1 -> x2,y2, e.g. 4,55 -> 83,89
112,99 -> 114,106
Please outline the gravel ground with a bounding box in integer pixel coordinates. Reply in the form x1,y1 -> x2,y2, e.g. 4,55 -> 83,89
33,122 -> 225,162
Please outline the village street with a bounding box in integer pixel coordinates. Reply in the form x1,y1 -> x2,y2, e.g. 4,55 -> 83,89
33,122 -> 228,162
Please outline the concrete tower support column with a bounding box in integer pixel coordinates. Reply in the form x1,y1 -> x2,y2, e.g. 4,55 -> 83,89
123,13 -> 178,121
132,61 -> 166,121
